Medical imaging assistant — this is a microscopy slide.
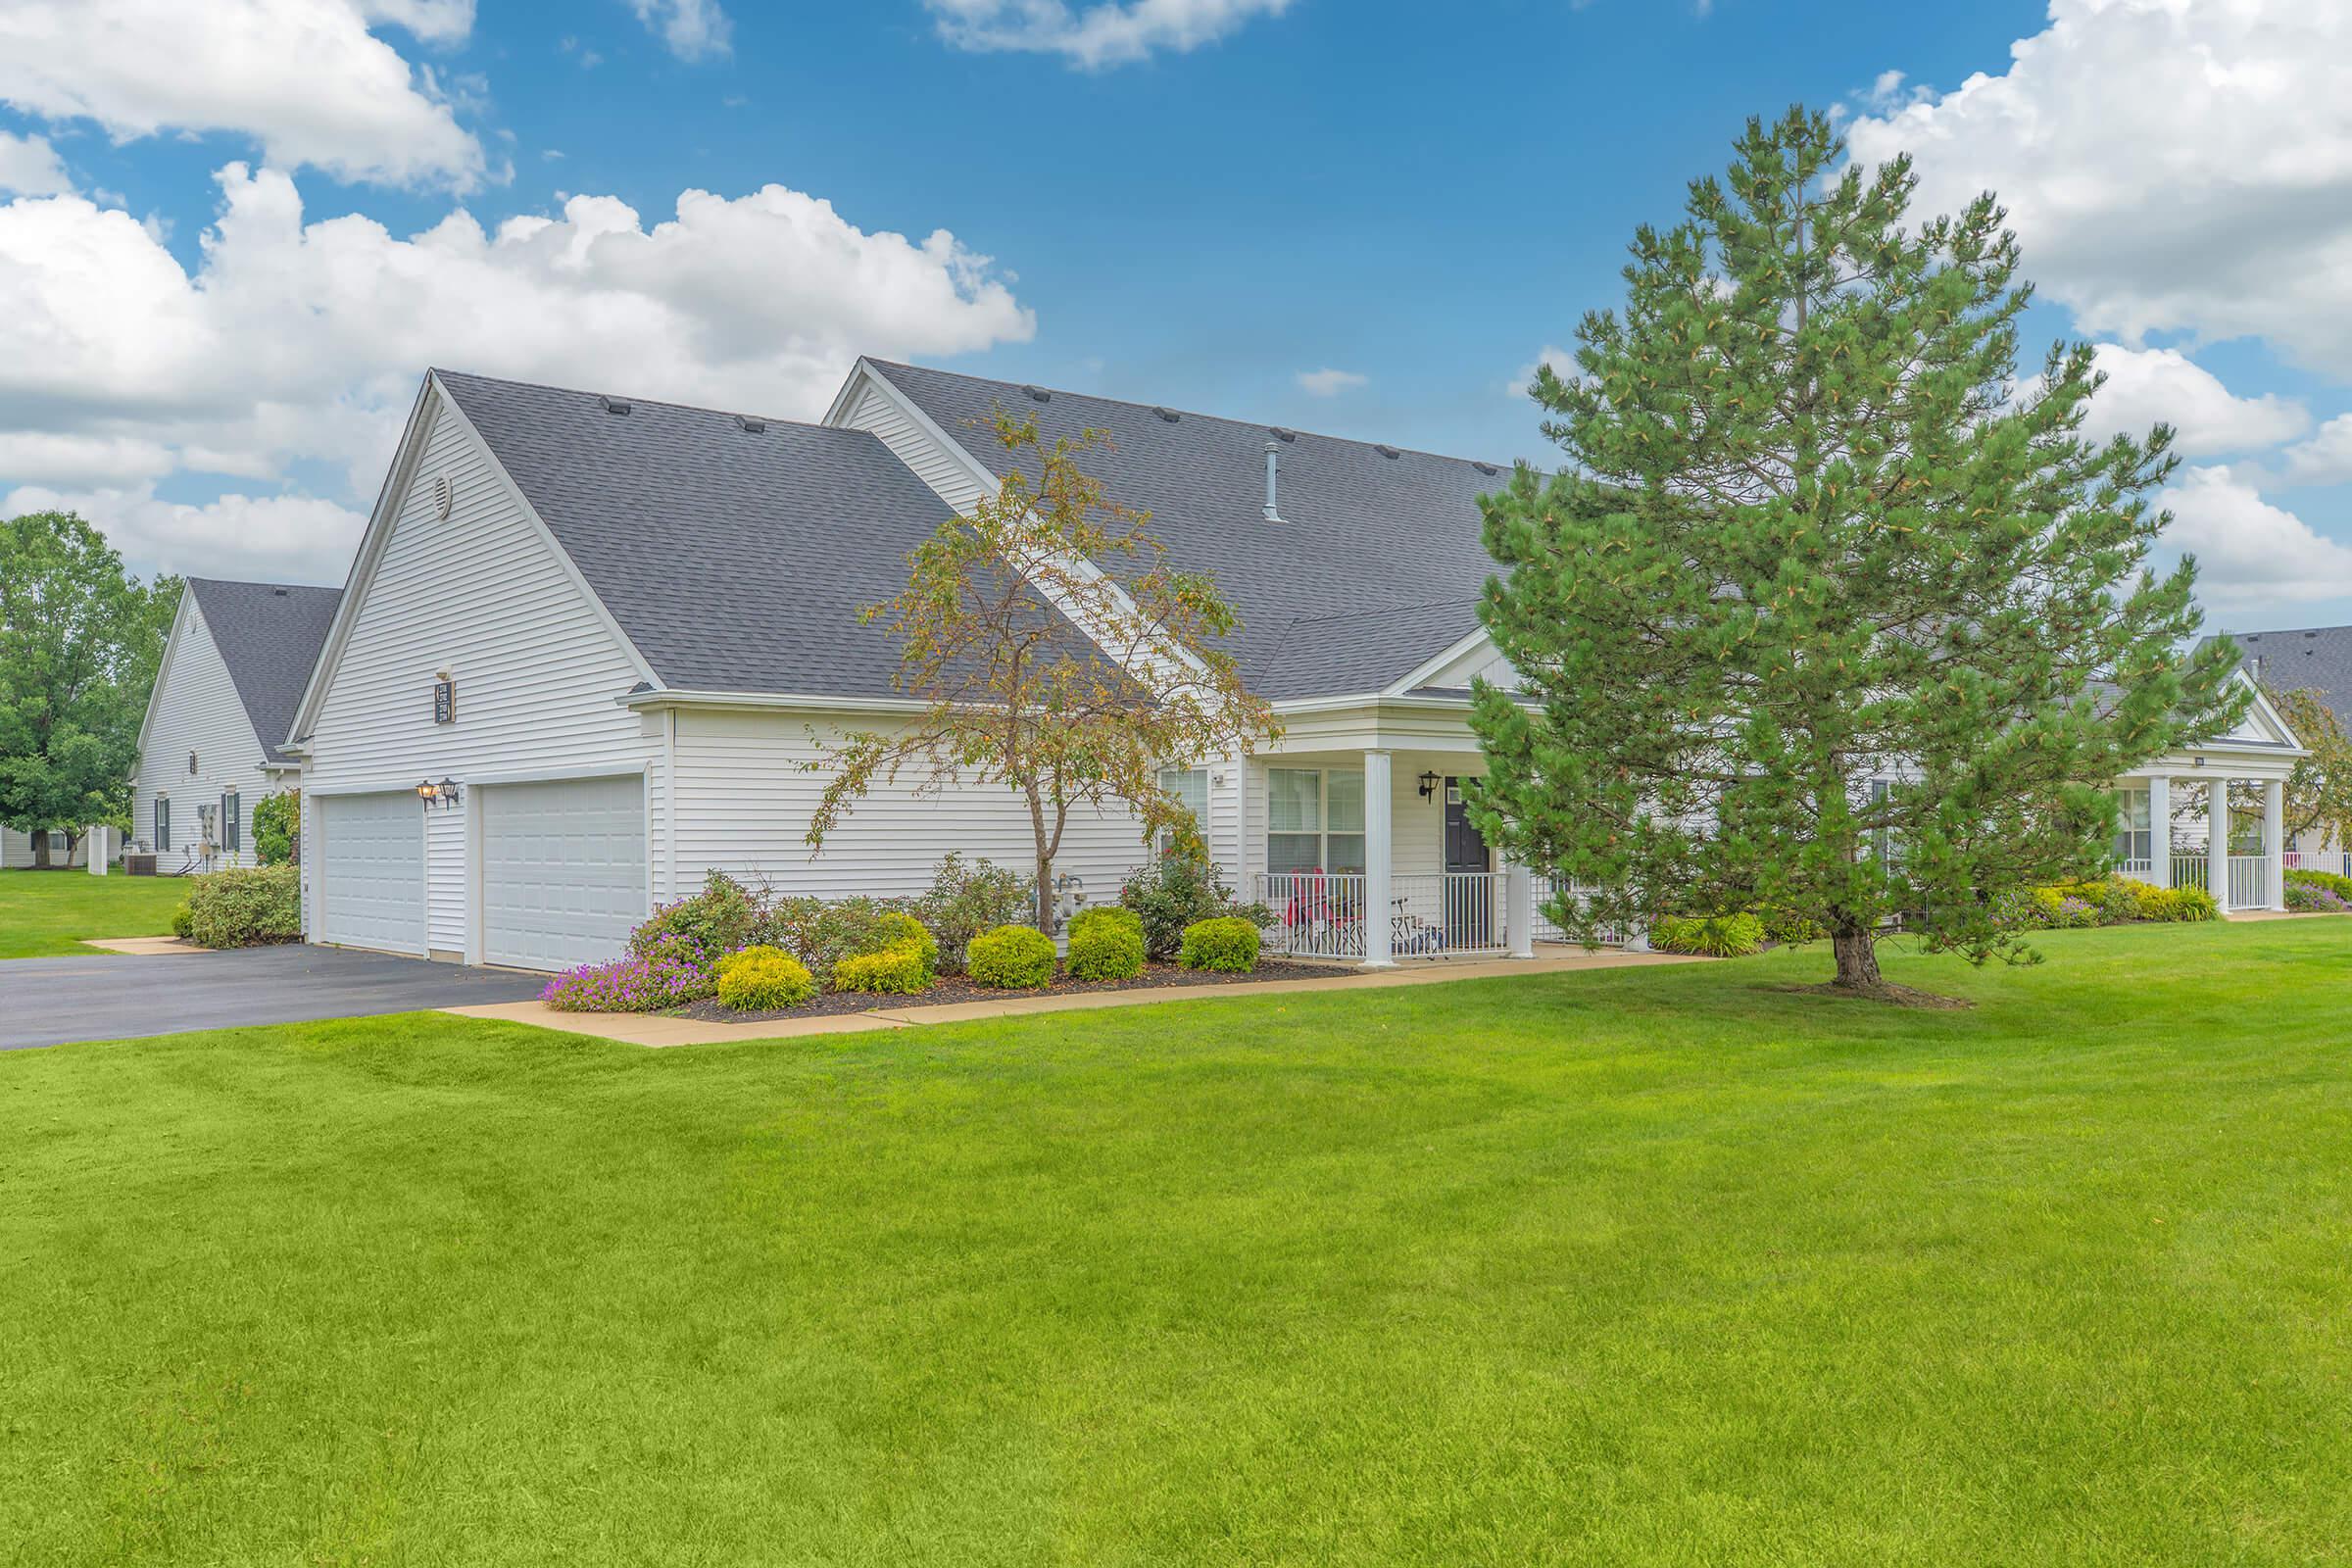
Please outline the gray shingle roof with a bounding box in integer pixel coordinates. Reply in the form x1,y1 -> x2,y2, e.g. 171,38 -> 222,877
867,360 -> 1505,700
183,578 -> 342,762
2215,625 -> 2352,729
435,370 -> 968,699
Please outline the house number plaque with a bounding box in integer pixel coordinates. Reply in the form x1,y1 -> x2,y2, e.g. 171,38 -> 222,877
432,678 -> 456,724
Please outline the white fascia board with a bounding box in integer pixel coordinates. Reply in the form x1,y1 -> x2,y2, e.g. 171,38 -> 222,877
1385,625 -> 1496,697
2232,669 -> 2309,756
617,687 -> 932,716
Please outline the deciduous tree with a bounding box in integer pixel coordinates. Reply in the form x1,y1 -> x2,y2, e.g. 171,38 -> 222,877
808,414 -> 1277,931
1469,108 -> 2241,998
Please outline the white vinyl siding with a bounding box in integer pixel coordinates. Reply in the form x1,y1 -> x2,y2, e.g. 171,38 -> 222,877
298,388 -> 661,956
480,774 -> 646,970
665,708 -> 1151,905
132,597 -> 278,869
317,792 -> 425,954
836,379 -> 991,514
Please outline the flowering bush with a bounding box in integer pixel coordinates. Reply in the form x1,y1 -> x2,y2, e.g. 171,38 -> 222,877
2285,878 -> 2351,913
541,934 -> 710,1013
630,872 -> 758,972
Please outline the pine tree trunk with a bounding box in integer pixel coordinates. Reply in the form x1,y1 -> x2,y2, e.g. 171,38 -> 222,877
1831,924 -> 1882,991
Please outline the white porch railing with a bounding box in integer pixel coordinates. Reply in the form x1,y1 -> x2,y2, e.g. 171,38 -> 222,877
1259,872 -> 1366,959
2171,856 -> 2210,893
1532,876 -> 1634,948
2229,855 -> 2269,909
1391,871 -> 1509,959
2115,858 -> 2155,880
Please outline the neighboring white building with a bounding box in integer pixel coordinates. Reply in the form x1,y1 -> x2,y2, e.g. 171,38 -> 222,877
131,578 -> 342,870
281,364 -> 2309,974
3,827 -> 75,868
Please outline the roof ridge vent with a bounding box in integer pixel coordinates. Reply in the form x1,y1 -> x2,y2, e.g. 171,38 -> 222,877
271,587 -> 289,597
1473,460 -> 1498,476
1022,384 -> 1051,403
1374,442 -> 1400,459
600,395 -> 632,416
1270,426 -> 1298,442
737,415 -> 767,433
1152,406 -> 1180,422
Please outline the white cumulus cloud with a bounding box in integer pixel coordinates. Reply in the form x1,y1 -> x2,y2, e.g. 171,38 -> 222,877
1295,368 -> 1366,397
0,0 -> 486,190
0,130 -> 70,197
0,165 -> 1036,581
2079,345 -> 2308,458
925,0 -> 1293,68
2279,414 -> 2352,491
627,0 -> 732,61
2161,465 -> 2352,612
0,483 -> 368,587
1845,0 -> 2352,376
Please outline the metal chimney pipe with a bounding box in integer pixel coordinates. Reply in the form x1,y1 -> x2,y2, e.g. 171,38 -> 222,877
1262,439 -> 1282,522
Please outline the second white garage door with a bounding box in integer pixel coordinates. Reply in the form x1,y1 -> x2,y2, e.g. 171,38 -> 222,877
480,774 -> 646,970
318,791 -> 426,956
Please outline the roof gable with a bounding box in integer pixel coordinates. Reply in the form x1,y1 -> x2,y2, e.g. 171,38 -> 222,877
180,578 -> 342,763
434,369 -> 968,700
862,360 -> 1506,702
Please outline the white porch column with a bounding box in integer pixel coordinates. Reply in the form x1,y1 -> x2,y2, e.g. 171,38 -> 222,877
2147,776 -> 2171,888
1507,858 -> 1535,958
2208,777 -> 2231,912
1362,749 -> 1394,968
2264,778 -> 2286,910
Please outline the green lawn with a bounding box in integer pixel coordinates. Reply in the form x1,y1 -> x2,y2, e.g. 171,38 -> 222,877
4,922 -> 2348,1565
0,867 -> 188,957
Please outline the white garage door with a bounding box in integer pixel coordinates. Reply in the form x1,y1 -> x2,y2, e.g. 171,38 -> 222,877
318,791 -> 425,955
481,774 -> 646,971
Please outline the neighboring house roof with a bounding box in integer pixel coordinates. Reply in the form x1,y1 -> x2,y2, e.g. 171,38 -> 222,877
863,360 -> 1509,701
435,370 -> 977,700
183,578 -> 344,763
2214,624 -> 2352,729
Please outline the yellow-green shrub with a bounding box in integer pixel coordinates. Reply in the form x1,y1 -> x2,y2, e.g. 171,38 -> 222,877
713,945 -> 816,1010
1649,912 -> 1764,956
831,911 -> 938,995
1065,906 -> 1146,980
966,924 -> 1055,988
1178,916 -> 1259,973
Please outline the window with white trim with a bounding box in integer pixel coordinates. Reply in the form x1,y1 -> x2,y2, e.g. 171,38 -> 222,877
2111,786 -> 2152,864
1158,766 -> 1208,853
155,796 -> 171,853
1266,767 -> 1365,875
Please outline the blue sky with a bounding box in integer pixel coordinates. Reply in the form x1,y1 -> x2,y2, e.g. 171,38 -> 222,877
3,0 -> 2348,637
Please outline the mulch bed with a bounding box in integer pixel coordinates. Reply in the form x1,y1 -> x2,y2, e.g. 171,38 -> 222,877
670,957 -> 1360,1024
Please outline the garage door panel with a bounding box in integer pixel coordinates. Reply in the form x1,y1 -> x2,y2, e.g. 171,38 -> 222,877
482,774 -> 646,971
318,792 -> 425,956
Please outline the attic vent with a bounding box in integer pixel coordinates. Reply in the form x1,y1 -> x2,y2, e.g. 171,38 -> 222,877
1270,426 -> 1298,443
271,586 -> 289,597
431,473 -> 454,520
1374,443 -> 1400,459
1473,461 -> 1498,476
736,415 -> 767,433
600,395 -> 632,416
1152,406 -> 1180,422
1022,384 -> 1051,403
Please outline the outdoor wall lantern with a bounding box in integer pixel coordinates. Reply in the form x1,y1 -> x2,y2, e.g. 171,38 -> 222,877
1417,770 -> 1441,801
416,777 -> 463,808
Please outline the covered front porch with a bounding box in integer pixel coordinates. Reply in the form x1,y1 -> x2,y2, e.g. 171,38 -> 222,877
2111,766 -> 2295,913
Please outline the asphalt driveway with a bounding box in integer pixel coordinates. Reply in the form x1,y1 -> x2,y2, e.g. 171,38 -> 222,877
0,945 -> 549,1050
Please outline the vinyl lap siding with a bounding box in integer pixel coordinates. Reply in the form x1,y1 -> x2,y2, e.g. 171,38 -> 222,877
301,391 -> 660,954
670,709 -> 1152,905
133,600 -> 277,869
838,382 -> 990,514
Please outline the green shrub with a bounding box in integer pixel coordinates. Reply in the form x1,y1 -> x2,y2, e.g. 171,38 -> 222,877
170,901 -> 193,939
1121,853 -> 1271,960
713,945 -> 816,1010
1649,912 -> 1765,956
2138,884 -> 2219,922
2287,866 -> 2352,902
1065,911 -> 1146,981
1758,908 -> 1823,945
183,863 -> 302,949
2285,879 -> 2350,913
252,789 -> 300,866
966,924 -> 1056,988
908,853 -> 1032,973
760,894 -> 919,986
1178,915 -> 1259,973
831,910 -> 938,995
629,870 -> 758,977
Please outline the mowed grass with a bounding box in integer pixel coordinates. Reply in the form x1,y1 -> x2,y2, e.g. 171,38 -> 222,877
0,867 -> 189,957
4,922 -> 2349,1565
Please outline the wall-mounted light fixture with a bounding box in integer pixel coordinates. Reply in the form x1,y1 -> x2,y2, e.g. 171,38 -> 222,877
416,777 -> 463,808
1417,770 -> 1441,801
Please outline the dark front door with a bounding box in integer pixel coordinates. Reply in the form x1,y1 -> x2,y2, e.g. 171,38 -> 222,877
1443,778 -> 1494,948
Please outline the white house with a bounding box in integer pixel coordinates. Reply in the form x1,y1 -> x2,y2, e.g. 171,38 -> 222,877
129,578 -> 342,870
281,363 -> 2307,973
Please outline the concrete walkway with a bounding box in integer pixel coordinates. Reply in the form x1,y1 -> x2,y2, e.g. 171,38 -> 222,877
442,946 -> 1698,1048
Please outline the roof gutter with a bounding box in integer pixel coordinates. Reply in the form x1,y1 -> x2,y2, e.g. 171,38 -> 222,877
617,687 -> 933,716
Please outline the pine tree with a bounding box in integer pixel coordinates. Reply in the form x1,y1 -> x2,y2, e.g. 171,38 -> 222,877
1469,108 -> 2242,998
